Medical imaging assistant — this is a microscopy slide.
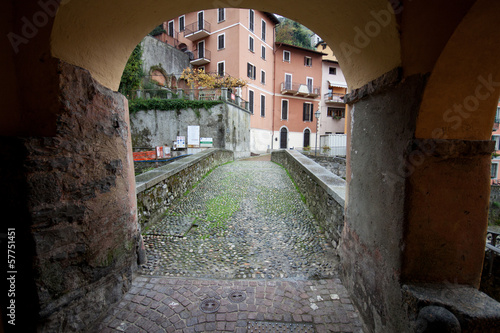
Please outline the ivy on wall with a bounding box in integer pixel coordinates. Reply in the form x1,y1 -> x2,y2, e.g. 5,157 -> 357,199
129,98 -> 223,114
119,44 -> 144,98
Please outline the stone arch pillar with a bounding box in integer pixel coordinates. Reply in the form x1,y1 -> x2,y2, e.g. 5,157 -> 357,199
404,0 -> 500,286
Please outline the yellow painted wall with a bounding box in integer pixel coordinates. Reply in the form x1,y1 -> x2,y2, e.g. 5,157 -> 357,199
415,0 -> 500,141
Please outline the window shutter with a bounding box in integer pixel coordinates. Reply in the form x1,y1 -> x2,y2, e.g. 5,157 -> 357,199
303,103 -> 307,121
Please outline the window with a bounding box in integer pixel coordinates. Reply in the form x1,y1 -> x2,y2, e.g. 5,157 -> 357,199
261,70 -> 266,84
218,34 -> 225,50
218,8 -> 225,22
493,135 -> 500,150
492,163 -> 498,179
281,100 -> 289,120
249,90 -> 254,114
198,11 -> 204,30
249,36 -> 254,52
284,73 -> 292,89
305,56 -> 312,67
168,20 -> 175,37
198,66 -> 205,72
261,20 -> 266,41
179,16 -> 185,32
260,95 -> 266,117
249,9 -> 255,31
327,107 -> 345,118
217,61 -> 225,77
261,45 -> 266,60
307,78 -> 313,92
197,40 -> 205,58
283,50 -> 291,62
303,103 -> 313,121
329,67 -> 337,75
247,63 -> 256,80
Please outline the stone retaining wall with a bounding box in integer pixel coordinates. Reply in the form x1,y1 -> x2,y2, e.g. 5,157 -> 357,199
271,150 -> 346,247
136,149 -> 234,229
305,154 -> 347,179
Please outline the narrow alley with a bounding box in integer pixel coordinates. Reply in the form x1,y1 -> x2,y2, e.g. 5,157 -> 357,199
95,158 -> 363,332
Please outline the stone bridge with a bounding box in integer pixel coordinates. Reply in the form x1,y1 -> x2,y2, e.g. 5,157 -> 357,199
5,2 -> 500,331
109,148 -> 499,333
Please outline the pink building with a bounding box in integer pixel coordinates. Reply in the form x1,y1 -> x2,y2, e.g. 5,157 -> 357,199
273,43 -> 323,150
491,102 -> 500,183
155,10 -> 324,152
155,9 -> 279,152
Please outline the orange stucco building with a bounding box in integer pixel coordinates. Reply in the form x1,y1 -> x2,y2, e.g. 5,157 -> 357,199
273,43 -> 324,150
155,9 -> 280,152
154,9 -> 327,152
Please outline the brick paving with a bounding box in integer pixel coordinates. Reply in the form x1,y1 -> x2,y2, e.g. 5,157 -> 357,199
95,276 -> 363,332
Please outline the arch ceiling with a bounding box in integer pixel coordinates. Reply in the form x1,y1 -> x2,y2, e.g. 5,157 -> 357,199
51,0 -> 401,91
415,0 -> 500,141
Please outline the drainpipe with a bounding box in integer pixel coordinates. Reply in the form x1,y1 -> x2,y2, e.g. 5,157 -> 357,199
271,26 -> 277,152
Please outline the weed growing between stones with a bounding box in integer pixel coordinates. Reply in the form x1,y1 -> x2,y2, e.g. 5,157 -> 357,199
140,161 -> 339,279
272,161 -> 306,204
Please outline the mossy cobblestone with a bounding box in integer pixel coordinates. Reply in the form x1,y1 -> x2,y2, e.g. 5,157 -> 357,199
140,160 -> 339,280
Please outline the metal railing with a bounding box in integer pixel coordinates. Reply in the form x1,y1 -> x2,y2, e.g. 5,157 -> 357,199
280,82 -> 321,96
131,88 -> 249,111
486,229 -> 500,275
192,48 -> 211,62
324,92 -> 345,103
224,89 -> 249,110
183,20 -> 211,37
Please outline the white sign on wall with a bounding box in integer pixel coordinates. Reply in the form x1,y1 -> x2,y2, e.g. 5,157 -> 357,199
176,136 -> 185,148
187,126 -> 200,147
200,137 -> 213,148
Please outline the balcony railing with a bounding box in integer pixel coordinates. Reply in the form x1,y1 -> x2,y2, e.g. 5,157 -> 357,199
486,229 -> 500,275
280,82 -> 320,98
324,92 -> 345,104
191,48 -> 211,65
183,20 -> 211,41
131,88 -> 249,112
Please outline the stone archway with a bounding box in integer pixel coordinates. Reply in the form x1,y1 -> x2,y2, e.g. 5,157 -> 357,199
3,0 -> 500,332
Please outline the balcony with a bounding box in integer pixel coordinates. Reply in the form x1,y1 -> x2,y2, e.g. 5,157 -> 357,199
324,92 -> 345,104
280,82 -> 320,98
183,20 -> 211,41
190,48 -> 211,65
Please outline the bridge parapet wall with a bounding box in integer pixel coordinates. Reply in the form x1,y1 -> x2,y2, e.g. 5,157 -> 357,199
271,149 -> 346,247
135,148 -> 234,230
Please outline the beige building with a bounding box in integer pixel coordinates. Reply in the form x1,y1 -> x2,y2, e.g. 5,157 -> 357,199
316,41 -> 348,135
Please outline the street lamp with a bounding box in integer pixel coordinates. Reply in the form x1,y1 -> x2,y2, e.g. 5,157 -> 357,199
314,109 -> 321,156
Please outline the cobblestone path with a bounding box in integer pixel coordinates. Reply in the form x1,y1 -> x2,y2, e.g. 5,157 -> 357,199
96,159 -> 364,332
140,160 -> 339,280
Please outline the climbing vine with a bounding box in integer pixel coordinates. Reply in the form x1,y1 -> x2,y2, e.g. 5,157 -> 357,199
180,68 -> 246,89
119,44 -> 144,98
129,98 -> 223,114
